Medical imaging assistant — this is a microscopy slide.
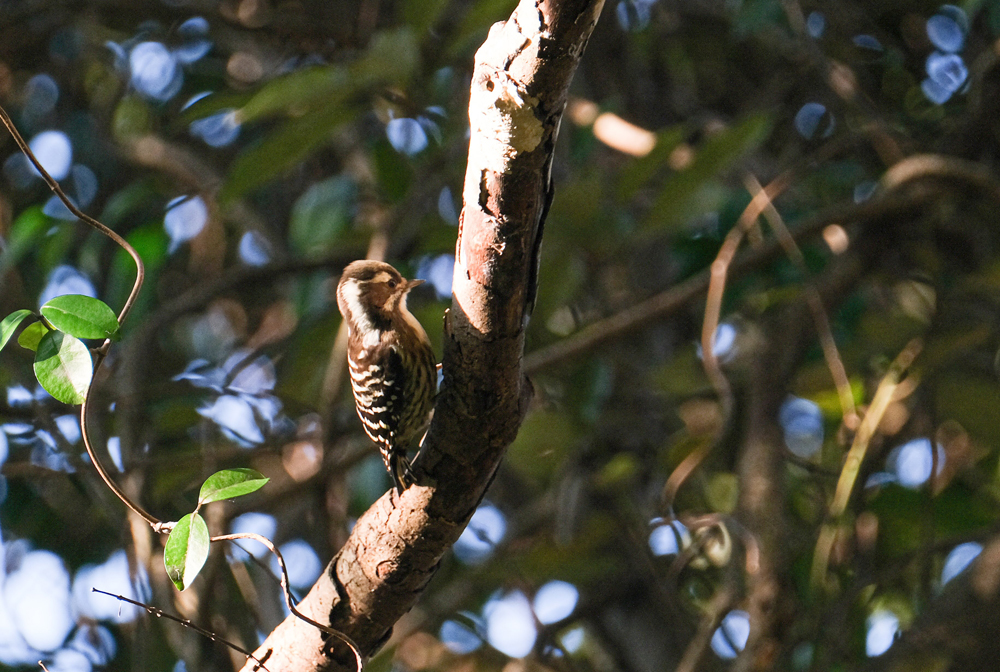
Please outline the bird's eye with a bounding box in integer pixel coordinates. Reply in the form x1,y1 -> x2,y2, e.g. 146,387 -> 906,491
387,279 -> 398,289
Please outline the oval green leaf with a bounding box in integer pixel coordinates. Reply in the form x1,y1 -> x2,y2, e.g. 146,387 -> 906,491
17,321 -> 49,352
199,468 -> 269,505
40,294 -> 120,341
1,310 -> 34,351
33,331 -> 93,405
164,513 -> 210,591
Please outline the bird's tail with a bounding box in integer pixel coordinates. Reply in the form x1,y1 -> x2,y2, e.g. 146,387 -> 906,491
389,452 -> 415,495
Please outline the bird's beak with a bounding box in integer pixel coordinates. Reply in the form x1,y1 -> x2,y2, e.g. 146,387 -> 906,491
406,278 -> 425,291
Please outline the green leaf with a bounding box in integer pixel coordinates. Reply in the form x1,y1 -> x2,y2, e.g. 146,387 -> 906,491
164,513 -> 210,591
373,139 -> 414,203
240,65 -> 350,123
732,0 -> 785,37
222,28 -> 420,202
220,104 -> 355,204
176,90 -> 252,126
0,310 -> 34,351
289,176 -> 357,256
237,29 -> 417,125
0,206 -> 51,277
18,321 -> 50,352
403,0 -> 450,39
111,95 -> 152,141
615,124 -> 689,202
33,331 -> 93,404
642,113 -> 773,232
198,468 -> 269,505
40,295 -> 120,340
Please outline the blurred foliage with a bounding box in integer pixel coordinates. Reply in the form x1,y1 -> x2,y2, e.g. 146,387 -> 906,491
0,0 -> 998,671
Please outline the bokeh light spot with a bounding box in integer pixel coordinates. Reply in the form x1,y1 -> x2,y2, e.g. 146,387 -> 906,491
711,610 -> 750,659
4,550 -> 74,651
484,591 -> 536,658
533,581 -> 578,625
865,610 -> 898,656
779,396 -> 824,458
794,103 -> 834,140
416,254 -> 454,299
649,519 -> 689,556
229,513 -> 277,561
39,266 -> 96,308
887,438 -> 943,489
130,42 -> 182,101
806,12 -> 825,38
164,195 -> 208,253
239,231 -> 272,266
386,118 -> 428,155
941,542 -> 981,585
28,130 -> 72,180
454,503 -> 506,564
24,74 -> 59,117
271,539 -> 322,590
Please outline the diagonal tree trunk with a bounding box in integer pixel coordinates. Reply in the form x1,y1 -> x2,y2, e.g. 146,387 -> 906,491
241,0 -> 605,669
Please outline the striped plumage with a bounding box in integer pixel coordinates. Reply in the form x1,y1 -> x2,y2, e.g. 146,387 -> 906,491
336,260 -> 437,494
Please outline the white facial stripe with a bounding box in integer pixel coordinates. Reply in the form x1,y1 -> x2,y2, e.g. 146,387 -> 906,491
339,280 -> 376,335
373,271 -> 393,284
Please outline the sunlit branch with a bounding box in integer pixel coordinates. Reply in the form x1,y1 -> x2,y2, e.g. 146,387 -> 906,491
810,338 -> 922,592
214,533 -> 364,672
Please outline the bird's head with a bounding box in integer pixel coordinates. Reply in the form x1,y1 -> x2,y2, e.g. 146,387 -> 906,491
336,260 -> 424,331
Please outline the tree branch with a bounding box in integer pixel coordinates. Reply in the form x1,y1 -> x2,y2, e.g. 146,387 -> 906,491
239,0 -> 605,669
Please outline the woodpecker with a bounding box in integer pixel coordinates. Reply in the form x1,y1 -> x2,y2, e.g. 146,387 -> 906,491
336,260 -> 437,494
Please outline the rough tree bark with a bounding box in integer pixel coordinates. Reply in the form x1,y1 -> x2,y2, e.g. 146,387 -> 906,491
240,0 -> 605,669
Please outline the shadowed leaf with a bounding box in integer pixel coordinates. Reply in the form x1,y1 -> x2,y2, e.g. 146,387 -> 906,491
0,310 -> 34,351
164,513 -> 210,591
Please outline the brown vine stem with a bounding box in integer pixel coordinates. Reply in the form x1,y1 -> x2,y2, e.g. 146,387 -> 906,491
658,171 -> 796,510
743,173 -> 859,428
214,532 -> 365,672
0,104 -> 162,530
524,150 -> 1000,376
701,170 -> 795,421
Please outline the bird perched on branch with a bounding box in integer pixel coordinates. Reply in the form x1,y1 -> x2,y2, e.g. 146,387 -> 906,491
336,260 -> 437,494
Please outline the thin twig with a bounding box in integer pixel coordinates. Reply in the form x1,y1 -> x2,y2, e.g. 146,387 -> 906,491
91,588 -> 270,670
674,582 -> 736,672
524,153 -> 1000,374
0,105 -> 161,530
214,532 -> 365,672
